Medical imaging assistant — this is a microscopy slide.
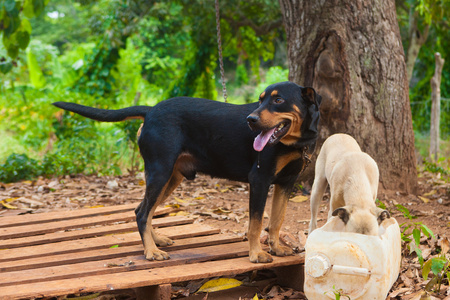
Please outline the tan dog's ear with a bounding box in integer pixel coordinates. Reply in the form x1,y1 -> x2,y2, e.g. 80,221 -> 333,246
332,207 -> 350,225
376,208 -> 390,224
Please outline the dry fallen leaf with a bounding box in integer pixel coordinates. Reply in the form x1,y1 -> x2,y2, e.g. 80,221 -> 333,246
1,201 -> 18,209
418,196 -> 430,203
197,278 -> 242,293
289,195 -> 309,203
440,237 -> 449,254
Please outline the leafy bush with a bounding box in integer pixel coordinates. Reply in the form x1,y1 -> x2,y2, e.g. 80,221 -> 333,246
0,154 -> 41,183
251,66 -> 289,100
423,158 -> 449,176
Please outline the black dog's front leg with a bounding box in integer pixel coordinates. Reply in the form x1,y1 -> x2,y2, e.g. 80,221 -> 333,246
248,169 -> 273,263
267,183 -> 295,257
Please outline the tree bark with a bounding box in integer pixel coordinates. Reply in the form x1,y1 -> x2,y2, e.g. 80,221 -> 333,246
429,52 -> 444,161
279,0 -> 417,193
405,9 -> 429,84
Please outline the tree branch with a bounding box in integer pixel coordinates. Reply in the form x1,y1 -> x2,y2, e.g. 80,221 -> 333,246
223,15 -> 283,36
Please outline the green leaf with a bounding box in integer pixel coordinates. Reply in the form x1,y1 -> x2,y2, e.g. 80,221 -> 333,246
32,0 -> 45,16
23,0 -> 35,18
420,224 -> 435,240
0,61 -> 13,74
4,7 -> 21,37
109,245 -> 119,248
409,239 -> 424,266
26,47 -> 46,88
431,258 -> 446,275
413,228 -> 421,246
16,30 -> 30,50
20,18 -> 32,33
422,259 -> 433,280
7,44 -> 19,59
4,0 -> 16,12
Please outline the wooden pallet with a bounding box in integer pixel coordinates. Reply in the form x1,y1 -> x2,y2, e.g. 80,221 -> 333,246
0,203 -> 305,299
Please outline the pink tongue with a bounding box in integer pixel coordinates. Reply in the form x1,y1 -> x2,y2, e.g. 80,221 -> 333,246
253,128 -> 276,152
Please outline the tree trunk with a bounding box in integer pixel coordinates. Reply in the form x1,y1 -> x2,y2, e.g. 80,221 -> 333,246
279,0 -> 417,194
405,9 -> 429,84
429,52 -> 444,161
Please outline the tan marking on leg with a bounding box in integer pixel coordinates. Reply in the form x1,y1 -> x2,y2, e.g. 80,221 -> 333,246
143,165 -> 184,261
248,214 -> 273,263
275,152 -> 302,176
268,184 -> 294,257
137,123 -> 143,138
142,205 -> 168,260
152,171 -> 184,246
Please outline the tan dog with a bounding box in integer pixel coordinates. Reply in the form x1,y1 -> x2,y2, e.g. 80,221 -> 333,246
309,134 -> 390,235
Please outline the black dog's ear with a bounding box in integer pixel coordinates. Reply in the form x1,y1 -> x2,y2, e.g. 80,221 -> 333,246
302,87 -> 321,134
376,209 -> 391,224
292,86 -> 322,150
332,207 -> 350,225
301,87 -> 321,106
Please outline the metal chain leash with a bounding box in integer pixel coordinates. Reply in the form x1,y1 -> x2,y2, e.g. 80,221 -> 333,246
215,0 -> 228,102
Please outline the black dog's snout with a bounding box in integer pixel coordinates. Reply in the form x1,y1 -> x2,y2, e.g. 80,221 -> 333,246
247,114 -> 260,124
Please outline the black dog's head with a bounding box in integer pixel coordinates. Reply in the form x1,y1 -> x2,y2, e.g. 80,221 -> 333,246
247,81 -> 321,152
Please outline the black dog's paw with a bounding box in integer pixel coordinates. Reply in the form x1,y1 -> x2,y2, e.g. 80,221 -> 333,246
269,245 -> 294,257
250,251 -> 274,263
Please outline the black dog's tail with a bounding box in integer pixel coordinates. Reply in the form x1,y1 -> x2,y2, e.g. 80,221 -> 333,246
52,102 -> 152,122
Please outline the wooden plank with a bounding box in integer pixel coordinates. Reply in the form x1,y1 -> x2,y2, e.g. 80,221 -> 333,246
0,211 -> 136,239
0,223 -> 220,262
0,233 -> 242,272
0,203 -> 142,228
0,215 -> 193,249
0,204 -> 175,228
0,241 -> 251,287
0,255 -> 305,299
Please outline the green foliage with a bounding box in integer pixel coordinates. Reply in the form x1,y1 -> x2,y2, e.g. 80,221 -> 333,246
251,66 -> 289,99
0,86 -> 137,183
396,204 -> 435,266
235,64 -> 249,86
409,34 -> 450,138
73,0 -> 153,96
0,0 -> 48,65
397,0 -> 450,138
415,0 -> 450,25
423,158 -> 449,176
0,153 -> 41,182
422,240 -> 450,293
26,45 -> 46,88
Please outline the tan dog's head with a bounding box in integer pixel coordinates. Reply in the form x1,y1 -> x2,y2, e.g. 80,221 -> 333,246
332,206 -> 390,236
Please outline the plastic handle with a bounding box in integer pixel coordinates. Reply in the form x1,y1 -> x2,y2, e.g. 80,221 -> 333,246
332,265 -> 370,277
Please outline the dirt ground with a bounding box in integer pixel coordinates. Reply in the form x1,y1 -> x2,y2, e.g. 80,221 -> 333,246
0,169 -> 449,299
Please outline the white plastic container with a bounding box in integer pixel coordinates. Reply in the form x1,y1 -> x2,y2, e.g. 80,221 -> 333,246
304,217 -> 401,300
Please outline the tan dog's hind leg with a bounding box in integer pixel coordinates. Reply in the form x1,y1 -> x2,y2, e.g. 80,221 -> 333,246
268,184 -> 294,256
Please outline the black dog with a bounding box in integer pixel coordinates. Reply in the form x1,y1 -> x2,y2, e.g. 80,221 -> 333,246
53,81 -> 321,263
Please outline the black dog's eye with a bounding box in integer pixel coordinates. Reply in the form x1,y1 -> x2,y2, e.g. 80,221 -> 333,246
273,97 -> 284,104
